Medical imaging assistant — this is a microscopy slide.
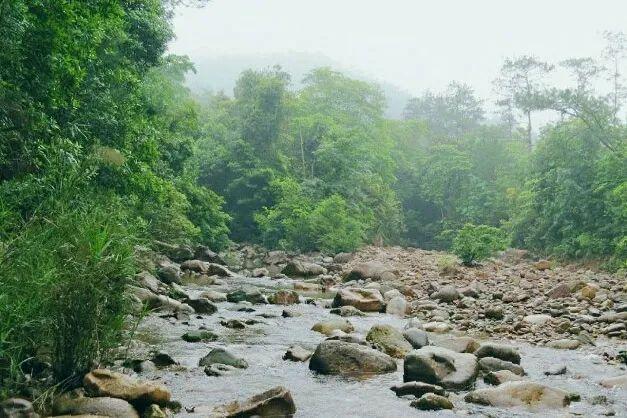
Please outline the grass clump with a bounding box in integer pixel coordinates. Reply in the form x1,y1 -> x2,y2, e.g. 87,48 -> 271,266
0,198 -> 136,393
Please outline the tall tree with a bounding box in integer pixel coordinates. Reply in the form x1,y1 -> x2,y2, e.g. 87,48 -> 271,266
602,31 -> 627,120
494,56 -> 554,148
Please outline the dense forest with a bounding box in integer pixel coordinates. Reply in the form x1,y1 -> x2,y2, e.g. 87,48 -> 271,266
0,0 -> 625,405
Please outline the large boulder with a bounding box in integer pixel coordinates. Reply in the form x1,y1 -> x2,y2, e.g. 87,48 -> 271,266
390,382 -> 445,398
474,343 -> 520,364
199,348 -> 248,369
135,271 -> 161,293
343,261 -> 395,281
183,298 -> 218,315
156,261 -> 181,284
211,386 -> 296,417
366,325 -> 412,358
180,259 -> 208,273
403,328 -> 429,349
128,286 -> 194,313
332,288 -> 384,312
309,340 -> 397,376
226,288 -> 266,304
311,319 -> 354,336
83,369 -> 171,407
194,245 -> 224,264
268,290 -> 299,305
0,398 -> 39,418
599,374 -> 627,388
465,381 -> 570,410
282,260 -> 326,277
410,393 -> 453,411
385,296 -> 408,317
478,357 -> 525,376
432,336 -> 479,353
154,241 -> 193,262
404,346 -> 478,390
53,392 -> 138,418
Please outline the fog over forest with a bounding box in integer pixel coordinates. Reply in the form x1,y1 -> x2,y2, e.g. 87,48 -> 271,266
1,1 -> 626,417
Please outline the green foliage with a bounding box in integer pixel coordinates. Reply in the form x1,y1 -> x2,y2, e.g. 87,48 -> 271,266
0,197 -> 135,388
452,224 -> 509,265
255,178 -> 366,253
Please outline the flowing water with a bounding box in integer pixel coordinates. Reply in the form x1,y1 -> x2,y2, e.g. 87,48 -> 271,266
135,275 -> 627,417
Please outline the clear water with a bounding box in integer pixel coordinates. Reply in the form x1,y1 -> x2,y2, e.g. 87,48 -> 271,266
135,275 -> 627,417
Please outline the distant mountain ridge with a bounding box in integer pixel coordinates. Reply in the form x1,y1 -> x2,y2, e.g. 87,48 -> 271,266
184,51 -> 411,119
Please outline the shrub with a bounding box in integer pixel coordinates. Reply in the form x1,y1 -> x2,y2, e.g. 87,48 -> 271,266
0,197 -> 135,390
437,254 -> 459,275
452,223 -> 509,265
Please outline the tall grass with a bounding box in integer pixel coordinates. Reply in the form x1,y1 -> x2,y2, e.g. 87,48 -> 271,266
0,198 -> 135,392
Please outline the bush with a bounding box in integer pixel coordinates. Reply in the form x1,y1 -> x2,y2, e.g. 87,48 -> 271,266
437,254 -> 459,275
452,223 -> 509,265
256,178 -> 366,253
0,197 -> 136,390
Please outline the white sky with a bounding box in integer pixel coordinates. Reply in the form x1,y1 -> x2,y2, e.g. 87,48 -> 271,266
170,0 -> 627,103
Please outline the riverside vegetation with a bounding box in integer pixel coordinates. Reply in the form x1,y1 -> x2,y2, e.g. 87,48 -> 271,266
0,1 -> 626,417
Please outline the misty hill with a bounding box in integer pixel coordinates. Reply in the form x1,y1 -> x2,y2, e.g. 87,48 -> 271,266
185,52 -> 412,119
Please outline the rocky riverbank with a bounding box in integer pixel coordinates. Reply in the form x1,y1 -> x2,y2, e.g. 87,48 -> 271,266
4,243 -> 625,417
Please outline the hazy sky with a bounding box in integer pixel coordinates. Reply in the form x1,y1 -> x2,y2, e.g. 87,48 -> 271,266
170,0 -> 627,102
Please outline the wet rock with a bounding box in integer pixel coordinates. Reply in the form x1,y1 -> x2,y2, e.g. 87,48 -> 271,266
410,393 -> 453,411
330,306 -> 365,317
180,259 -> 208,273
478,357 -> 525,375
135,271 -> 161,293
156,262 -> 181,285
211,386 -> 296,417
226,288 -> 266,304
129,286 -> 194,314
432,336 -> 479,353
281,308 -> 302,318
484,370 -> 525,385
0,398 -> 39,418
53,393 -> 138,418
183,298 -> 217,315
403,328 -> 429,349
181,330 -> 218,343
150,352 -> 177,368
311,319 -> 354,336
599,375 -> 627,389
204,363 -> 237,377
331,288 -> 384,312
194,245 -> 224,264
283,345 -> 312,362
83,369 -> 171,407
366,324 -> 413,358
386,296 -> 408,317
309,340 -> 397,376
465,381 -> 570,410
199,290 -> 227,303
404,346 -> 479,390
199,348 -> 248,369
475,343 -> 521,364
252,267 -> 269,277
430,285 -> 459,303
343,261 -> 393,281
282,260 -> 326,277
544,365 -> 567,376
220,319 -> 246,329
268,290 -> 299,305
546,339 -> 580,350
390,382 -> 445,397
